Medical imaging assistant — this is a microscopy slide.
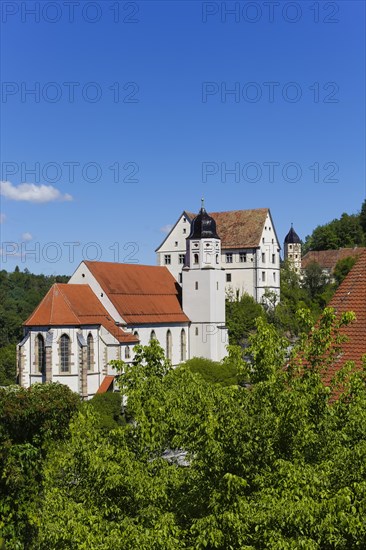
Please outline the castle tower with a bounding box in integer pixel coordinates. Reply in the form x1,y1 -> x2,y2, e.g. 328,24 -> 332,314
182,200 -> 227,361
284,224 -> 302,273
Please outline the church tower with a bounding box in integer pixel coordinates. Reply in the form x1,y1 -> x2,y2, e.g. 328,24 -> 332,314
182,201 -> 227,361
284,224 -> 302,273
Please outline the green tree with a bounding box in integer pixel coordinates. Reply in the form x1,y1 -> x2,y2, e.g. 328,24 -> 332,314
225,291 -> 264,345
333,255 -> 358,286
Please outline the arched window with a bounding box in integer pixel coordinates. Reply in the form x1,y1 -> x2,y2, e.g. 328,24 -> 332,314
36,334 -> 45,374
125,346 -> 130,359
60,334 -> 70,373
194,253 -> 199,265
166,330 -> 172,361
150,330 -> 156,341
87,333 -> 94,371
180,329 -> 186,362
133,330 -> 139,339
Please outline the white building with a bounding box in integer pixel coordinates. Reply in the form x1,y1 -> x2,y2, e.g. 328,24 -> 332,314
17,206 -> 228,398
156,207 -> 281,302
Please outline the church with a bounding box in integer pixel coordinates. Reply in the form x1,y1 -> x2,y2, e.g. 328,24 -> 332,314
17,205 -> 228,399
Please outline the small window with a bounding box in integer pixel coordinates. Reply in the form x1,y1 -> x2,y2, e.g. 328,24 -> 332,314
125,346 -> 130,359
175,241 -> 178,247
150,330 -> 156,341
183,228 -> 187,234
272,254 -> 275,264
194,253 -> 199,264
273,272 -> 276,282
226,253 -> 233,264
180,329 -> 186,362
178,273 -> 182,284
272,239 -> 274,244
262,271 -> 266,281
226,273 -> 232,282
295,254 -> 298,259
195,281 -> 198,290
216,254 -> 219,264
195,327 -> 199,336
216,282 -> 219,290
183,217 -> 186,223
262,237 -> 265,243
164,254 -> 171,265
239,253 -> 246,263
262,253 -> 265,263
289,244 -> 292,249
179,253 -> 185,264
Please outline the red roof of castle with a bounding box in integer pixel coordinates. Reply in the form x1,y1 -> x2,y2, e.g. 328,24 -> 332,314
24,283 -> 138,343
302,248 -> 365,271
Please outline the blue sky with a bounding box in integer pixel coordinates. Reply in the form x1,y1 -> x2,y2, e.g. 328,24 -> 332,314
0,0 -> 365,275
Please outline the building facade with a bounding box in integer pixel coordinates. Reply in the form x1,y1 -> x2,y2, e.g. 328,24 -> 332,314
18,206 -> 228,398
156,208 -> 281,302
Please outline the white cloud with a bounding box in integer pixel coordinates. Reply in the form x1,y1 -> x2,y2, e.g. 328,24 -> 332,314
160,224 -> 173,234
21,232 -> 33,241
0,181 -> 73,203
0,213 -> 5,224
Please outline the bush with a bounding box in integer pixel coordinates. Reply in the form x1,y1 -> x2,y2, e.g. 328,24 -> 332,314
181,357 -> 239,386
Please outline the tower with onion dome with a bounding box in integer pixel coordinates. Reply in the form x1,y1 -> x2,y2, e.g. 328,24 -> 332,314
284,224 -> 302,273
182,200 -> 227,361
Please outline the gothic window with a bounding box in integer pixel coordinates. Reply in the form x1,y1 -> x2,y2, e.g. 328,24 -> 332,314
194,253 -> 199,264
180,329 -> 186,362
36,334 -> 45,374
87,333 -> 94,371
150,330 -> 156,341
125,346 -> 130,359
60,334 -> 70,373
166,330 -> 172,361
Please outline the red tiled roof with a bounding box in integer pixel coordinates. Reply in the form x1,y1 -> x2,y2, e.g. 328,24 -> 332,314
84,262 -> 189,325
24,284 -> 138,344
302,248 -> 365,271
322,250 -> 366,383
186,208 -> 270,249
97,375 -> 115,394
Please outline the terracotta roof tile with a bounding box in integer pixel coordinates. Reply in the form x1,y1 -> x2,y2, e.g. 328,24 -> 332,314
24,284 -> 138,344
84,262 -> 189,325
97,375 -> 115,394
302,248 -> 365,271
186,209 -> 269,249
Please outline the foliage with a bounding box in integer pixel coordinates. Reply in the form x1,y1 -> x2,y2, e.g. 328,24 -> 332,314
182,355 -> 239,386
302,261 -> 328,300
0,344 -> 16,386
303,209 -> 365,253
88,392 -> 125,431
0,383 -> 80,548
333,255 -> 358,286
225,291 -> 265,345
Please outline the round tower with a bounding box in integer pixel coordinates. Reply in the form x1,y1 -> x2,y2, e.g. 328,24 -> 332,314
284,224 -> 302,273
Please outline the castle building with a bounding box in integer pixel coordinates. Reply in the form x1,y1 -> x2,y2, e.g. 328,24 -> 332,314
156,207 -> 281,302
17,205 -> 228,399
283,224 -> 302,273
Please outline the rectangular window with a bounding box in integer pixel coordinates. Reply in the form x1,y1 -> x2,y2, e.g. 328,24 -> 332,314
272,254 -> 275,264
179,253 -> 185,264
262,252 -> 265,263
262,271 -> 266,282
164,254 -> 171,265
175,241 -> 178,247
226,273 -> 232,282
226,253 -> 233,263
239,253 -> 247,263
183,228 -> 186,234
195,281 -> 198,290
178,273 -> 182,284
273,272 -> 276,281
